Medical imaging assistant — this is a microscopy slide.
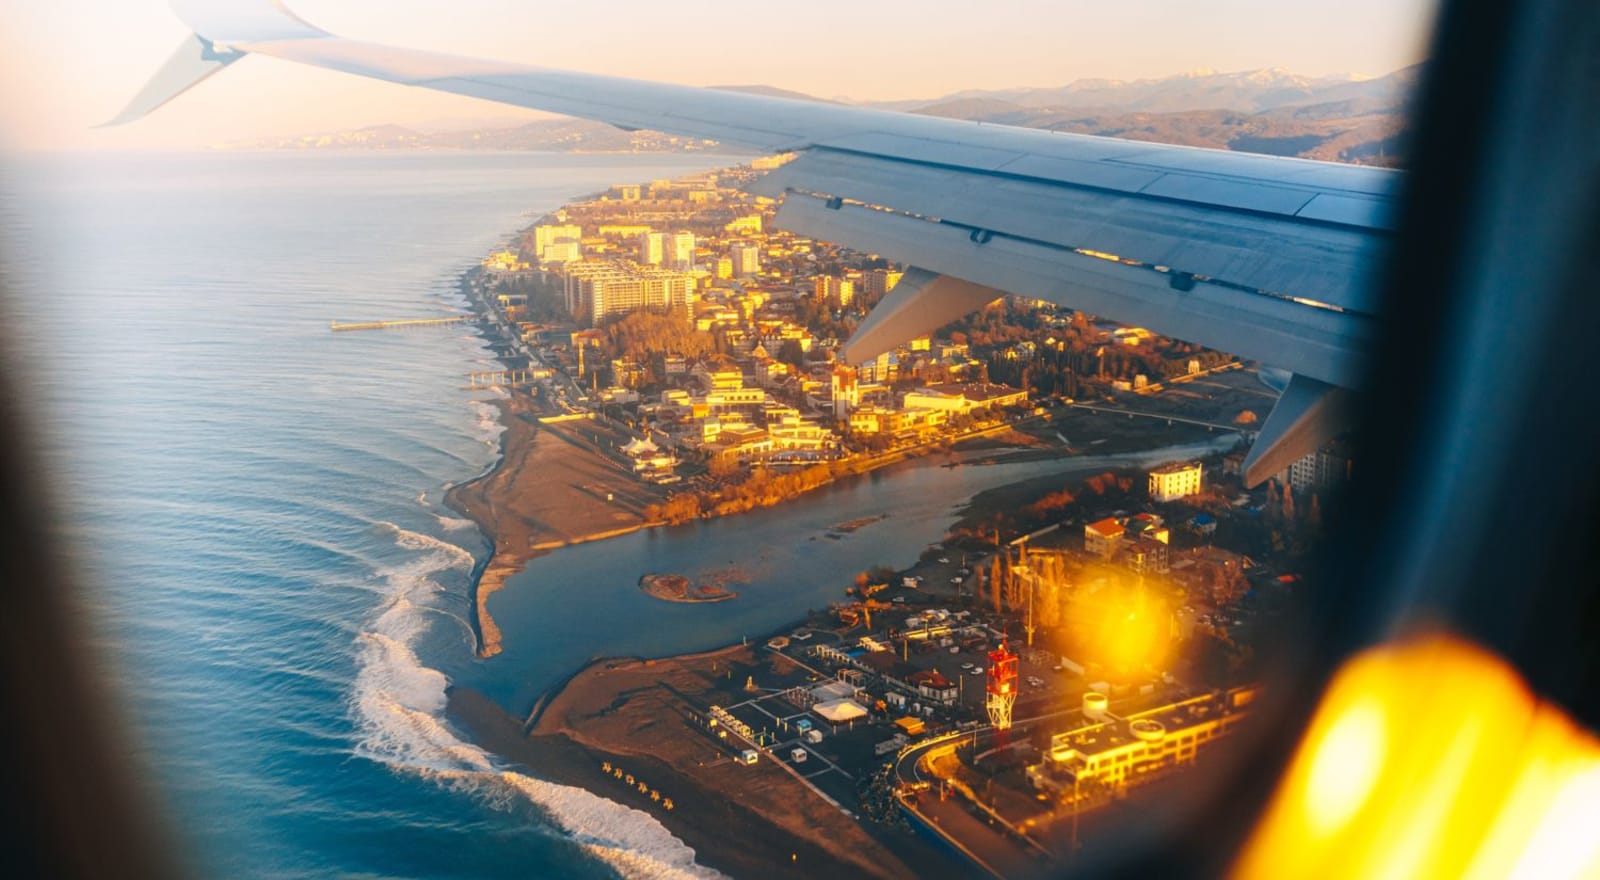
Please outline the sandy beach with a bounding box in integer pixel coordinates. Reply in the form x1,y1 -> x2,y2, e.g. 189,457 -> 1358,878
444,392 -> 665,656
447,642 -> 953,879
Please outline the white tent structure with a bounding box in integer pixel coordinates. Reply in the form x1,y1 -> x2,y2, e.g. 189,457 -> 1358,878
621,437 -> 659,458
812,698 -> 868,724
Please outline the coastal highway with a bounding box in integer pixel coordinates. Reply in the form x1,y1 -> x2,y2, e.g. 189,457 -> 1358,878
892,726 -> 1043,878
892,727 -> 1050,877
891,702 -> 1110,876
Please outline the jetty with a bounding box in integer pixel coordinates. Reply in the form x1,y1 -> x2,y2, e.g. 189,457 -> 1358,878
330,315 -> 471,332
465,368 -> 551,390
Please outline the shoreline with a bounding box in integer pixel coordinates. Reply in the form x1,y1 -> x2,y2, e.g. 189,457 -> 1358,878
440,265 -> 1015,656
444,266 -> 668,656
446,638 -> 954,880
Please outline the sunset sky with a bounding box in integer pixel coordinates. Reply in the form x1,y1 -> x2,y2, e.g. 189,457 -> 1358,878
4,0 -> 1436,152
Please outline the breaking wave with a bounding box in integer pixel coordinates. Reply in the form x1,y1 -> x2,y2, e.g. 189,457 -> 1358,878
471,399 -> 505,443
352,521 -> 720,879
376,521 -> 475,571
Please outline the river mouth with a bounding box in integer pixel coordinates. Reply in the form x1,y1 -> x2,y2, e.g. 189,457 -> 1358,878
448,435 -> 1239,713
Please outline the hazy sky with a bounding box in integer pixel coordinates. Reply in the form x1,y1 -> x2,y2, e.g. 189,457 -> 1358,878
4,0 -> 1437,152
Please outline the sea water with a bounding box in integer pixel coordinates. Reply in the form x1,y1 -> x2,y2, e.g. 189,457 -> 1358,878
1,150 -> 1238,878
3,150 -> 738,879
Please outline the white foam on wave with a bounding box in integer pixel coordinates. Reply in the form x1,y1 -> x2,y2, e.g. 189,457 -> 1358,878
435,514 -> 475,532
350,524 -> 722,879
470,399 -> 506,442
376,521 -> 475,571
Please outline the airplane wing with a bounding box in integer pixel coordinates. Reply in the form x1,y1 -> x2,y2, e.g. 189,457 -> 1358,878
117,0 -> 1397,484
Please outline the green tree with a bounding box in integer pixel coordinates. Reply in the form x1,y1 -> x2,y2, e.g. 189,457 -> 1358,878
776,338 -> 805,367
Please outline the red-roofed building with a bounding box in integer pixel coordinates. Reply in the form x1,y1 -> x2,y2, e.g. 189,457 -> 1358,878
1085,517 -> 1126,558
907,669 -> 958,705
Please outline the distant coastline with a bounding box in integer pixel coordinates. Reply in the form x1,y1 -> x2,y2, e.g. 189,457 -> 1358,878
214,119 -> 744,155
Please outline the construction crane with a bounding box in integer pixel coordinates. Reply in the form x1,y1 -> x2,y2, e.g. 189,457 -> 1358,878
833,599 -> 893,629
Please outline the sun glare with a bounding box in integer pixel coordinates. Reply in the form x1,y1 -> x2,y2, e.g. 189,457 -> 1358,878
1304,698 -> 1387,835
1233,635 -> 1600,879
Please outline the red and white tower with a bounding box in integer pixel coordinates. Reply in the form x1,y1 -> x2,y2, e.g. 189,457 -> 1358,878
986,640 -> 1019,732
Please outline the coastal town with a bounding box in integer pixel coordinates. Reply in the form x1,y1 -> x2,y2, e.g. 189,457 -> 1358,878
432,160 -> 1355,878
468,160 -> 1272,512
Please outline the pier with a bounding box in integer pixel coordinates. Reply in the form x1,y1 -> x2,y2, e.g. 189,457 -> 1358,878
330,315 -> 471,332
465,368 -> 550,390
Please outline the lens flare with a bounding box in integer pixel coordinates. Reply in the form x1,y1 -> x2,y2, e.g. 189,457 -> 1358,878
1303,698 -> 1387,835
1233,635 -> 1600,880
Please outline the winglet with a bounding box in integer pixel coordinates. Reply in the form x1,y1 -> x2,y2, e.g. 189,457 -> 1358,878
104,1 -> 335,127
99,33 -> 245,127
1241,373 -> 1353,487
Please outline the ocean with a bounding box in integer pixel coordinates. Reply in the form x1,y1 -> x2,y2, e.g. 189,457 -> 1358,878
0,150 -> 1238,879
3,150 -> 740,879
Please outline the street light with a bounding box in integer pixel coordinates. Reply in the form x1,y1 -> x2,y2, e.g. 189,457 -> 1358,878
1072,772 -> 1082,862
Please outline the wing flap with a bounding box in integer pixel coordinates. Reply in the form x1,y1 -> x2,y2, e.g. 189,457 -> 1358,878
776,194 -> 1375,388
841,269 -> 1003,364
753,148 -> 1385,315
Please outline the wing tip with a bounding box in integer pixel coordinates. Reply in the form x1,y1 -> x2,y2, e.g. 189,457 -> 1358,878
100,33 -> 244,128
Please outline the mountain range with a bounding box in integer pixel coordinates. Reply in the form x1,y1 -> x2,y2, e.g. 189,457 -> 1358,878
223,67 -> 1418,166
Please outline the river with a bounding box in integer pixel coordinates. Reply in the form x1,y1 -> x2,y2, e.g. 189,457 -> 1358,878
458,437 -> 1239,712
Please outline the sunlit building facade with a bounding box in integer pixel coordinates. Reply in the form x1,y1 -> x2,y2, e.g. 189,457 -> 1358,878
730,241 -> 761,277
563,260 -> 694,325
532,224 -> 582,262
1148,461 -> 1203,502
667,230 -> 696,270
864,268 -> 904,299
814,275 -> 854,307
1027,690 -> 1255,795
638,231 -> 665,265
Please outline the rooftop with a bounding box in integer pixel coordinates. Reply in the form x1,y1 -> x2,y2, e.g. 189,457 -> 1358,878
1151,460 -> 1203,475
1052,693 -> 1238,759
1085,517 -> 1125,538
908,669 -> 955,689
921,382 -> 1026,402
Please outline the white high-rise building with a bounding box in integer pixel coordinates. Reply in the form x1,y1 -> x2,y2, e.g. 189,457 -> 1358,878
563,260 -> 695,325
540,240 -> 581,263
532,224 -> 582,262
1289,444 -> 1354,493
814,275 -> 855,307
729,242 -> 760,277
638,231 -> 665,265
864,268 -> 904,298
830,366 -> 859,421
667,231 -> 695,270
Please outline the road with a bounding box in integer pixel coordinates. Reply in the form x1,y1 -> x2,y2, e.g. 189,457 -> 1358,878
1062,401 -> 1253,434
